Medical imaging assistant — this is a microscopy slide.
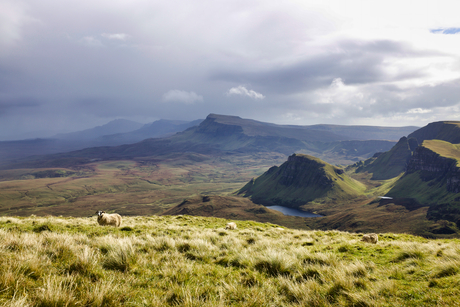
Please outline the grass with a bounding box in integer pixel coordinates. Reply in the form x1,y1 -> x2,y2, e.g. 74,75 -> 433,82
0,154 -> 285,217
0,214 -> 460,306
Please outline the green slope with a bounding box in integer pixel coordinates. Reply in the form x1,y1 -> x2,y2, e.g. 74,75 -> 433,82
355,136 -> 418,180
238,154 -> 366,208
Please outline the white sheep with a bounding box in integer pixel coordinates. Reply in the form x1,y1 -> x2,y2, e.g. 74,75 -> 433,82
361,233 -> 378,244
225,222 -> 237,230
96,211 -> 122,227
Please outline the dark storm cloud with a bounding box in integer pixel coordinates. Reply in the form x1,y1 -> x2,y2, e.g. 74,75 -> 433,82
212,40 -> 431,95
0,97 -> 40,115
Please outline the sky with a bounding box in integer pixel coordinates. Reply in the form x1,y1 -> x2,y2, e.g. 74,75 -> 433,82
1,0 -> 460,140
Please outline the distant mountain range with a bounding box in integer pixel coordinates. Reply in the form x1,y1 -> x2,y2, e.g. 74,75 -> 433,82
53,119 -> 145,140
1,113 -> 419,168
0,118 -> 204,162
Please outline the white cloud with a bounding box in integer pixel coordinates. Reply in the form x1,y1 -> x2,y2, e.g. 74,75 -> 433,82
315,78 -> 366,106
80,36 -> 103,47
162,90 -> 203,104
0,1 -> 36,51
226,86 -> 265,100
407,108 -> 432,114
102,33 -> 129,40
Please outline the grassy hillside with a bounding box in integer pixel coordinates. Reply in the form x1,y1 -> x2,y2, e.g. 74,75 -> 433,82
354,137 -> 416,180
1,215 -> 459,306
238,154 -> 366,208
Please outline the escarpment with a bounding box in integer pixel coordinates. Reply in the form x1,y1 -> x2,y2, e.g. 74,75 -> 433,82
406,145 -> 460,193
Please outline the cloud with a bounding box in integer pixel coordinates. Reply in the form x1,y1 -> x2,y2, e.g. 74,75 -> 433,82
0,97 -> 40,115
80,36 -> 104,47
0,1 -> 35,51
101,33 -> 129,40
162,90 -> 203,104
226,85 -> 265,100
430,28 -> 460,35
407,108 -> 432,114
214,39 -> 438,96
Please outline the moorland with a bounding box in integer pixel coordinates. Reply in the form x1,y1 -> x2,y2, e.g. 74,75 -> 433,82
1,215 -> 460,306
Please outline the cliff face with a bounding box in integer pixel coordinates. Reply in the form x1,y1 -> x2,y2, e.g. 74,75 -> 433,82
406,146 -> 460,193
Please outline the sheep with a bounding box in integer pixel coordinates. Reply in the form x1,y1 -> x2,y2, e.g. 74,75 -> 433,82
361,233 -> 378,244
96,211 -> 122,227
225,222 -> 237,230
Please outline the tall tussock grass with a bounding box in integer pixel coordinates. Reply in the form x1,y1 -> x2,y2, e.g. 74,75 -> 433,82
0,215 -> 460,306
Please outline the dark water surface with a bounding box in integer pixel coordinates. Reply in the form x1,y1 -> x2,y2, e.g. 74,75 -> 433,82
265,205 -> 322,218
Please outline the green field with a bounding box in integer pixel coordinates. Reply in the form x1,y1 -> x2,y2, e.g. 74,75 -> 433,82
0,153 -> 286,217
1,215 -> 459,306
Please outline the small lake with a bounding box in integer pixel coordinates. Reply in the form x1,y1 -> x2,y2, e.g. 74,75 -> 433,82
265,205 -> 322,218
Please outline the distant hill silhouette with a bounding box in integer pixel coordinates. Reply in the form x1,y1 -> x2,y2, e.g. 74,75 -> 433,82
0,113 -> 417,168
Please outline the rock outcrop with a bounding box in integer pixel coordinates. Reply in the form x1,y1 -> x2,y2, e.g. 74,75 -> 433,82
406,146 -> 460,193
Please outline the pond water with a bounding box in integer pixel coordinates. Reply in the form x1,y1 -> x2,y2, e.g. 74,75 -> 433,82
265,205 -> 322,218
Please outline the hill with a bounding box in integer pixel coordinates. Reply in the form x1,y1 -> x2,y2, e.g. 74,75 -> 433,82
1,214 -> 459,306
238,154 -> 366,208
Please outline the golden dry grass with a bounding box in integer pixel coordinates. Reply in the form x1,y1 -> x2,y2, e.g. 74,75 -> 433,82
0,215 -> 459,306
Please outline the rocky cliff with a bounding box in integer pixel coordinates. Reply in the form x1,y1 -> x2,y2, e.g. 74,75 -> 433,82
406,145 -> 460,194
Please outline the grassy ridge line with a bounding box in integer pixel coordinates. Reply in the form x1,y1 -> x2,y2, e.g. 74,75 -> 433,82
1,215 -> 460,306
424,139 -> 460,166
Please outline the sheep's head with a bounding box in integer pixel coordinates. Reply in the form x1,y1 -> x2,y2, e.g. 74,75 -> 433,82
96,211 -> 105,217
